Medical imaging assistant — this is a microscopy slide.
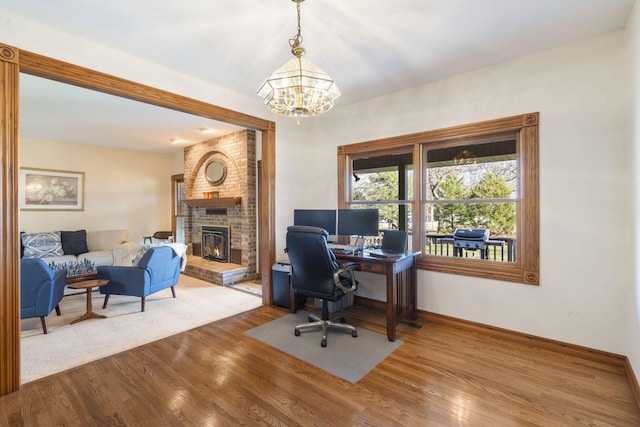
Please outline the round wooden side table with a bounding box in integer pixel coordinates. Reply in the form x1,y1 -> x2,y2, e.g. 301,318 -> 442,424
67,279 -> 109,324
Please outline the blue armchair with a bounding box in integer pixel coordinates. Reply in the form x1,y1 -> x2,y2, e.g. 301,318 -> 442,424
97,246 -> 181,312
20,258 -> 68,334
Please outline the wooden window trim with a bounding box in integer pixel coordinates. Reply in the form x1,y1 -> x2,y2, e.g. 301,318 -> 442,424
338,113 -> 539,285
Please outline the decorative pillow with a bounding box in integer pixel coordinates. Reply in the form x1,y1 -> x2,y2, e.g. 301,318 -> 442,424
60,230 -> 89,255
21,231 -> 64,259
131,247 -> 148,267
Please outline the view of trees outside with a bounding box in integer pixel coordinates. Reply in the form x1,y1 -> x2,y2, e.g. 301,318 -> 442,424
349,147 -> 517,261
427,161 -> 517,237
351,158 -> 516,238
352,168 -> 413,230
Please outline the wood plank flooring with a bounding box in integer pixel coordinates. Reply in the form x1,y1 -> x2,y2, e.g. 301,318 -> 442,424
1,302 -> 639,426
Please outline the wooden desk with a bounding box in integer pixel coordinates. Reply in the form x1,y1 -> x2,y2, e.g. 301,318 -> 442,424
296,251 -> 419,342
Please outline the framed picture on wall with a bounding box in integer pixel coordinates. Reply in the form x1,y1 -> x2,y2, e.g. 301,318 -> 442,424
19,168 -> 85,211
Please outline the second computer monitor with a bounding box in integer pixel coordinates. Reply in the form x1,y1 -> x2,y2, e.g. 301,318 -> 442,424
337,208 -> 379,236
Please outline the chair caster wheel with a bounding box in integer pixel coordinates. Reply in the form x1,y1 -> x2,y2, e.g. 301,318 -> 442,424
352,331 -> 358,338
321,339 -> 327,347
294,329 -> 301,336
308,316 -> 314,322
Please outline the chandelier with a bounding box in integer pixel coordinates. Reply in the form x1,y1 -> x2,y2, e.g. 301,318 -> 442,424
257,0 -> 340,117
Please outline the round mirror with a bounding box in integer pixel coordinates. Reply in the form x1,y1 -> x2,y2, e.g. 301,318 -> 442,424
204,159 -> 227,186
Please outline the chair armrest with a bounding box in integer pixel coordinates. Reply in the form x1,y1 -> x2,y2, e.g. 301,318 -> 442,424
339,261 -> 360,271
98,265 -> 147,284
333,262 -> 359,294
52,268 -> 68,304
53,268 -> 67,283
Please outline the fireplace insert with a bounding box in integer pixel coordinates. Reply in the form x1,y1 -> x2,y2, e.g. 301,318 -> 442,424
202,225 -> 230,263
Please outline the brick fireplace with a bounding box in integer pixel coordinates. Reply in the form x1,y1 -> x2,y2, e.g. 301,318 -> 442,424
182,130 -> 257,285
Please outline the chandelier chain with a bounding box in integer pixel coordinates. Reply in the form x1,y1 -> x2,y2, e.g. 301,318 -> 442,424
289,0 -> 304,57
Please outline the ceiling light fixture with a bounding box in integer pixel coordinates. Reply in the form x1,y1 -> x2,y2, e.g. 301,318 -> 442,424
199,128 -> 214,134
170,138 -> 186,144
257,0 -> 340,117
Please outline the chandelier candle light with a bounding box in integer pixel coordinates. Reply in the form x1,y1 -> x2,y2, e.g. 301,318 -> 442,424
257,0 -> 340,117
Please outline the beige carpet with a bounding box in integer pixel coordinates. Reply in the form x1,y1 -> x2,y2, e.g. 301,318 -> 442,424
20,274 -> 262,384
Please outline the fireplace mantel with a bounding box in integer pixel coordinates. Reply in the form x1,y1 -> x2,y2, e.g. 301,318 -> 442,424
183,197 -> 242,207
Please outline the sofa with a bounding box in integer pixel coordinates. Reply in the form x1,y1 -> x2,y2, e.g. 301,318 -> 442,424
20,229 -> 137,268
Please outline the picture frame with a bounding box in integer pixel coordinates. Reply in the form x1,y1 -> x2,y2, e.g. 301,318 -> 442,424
19,168 -> 85,211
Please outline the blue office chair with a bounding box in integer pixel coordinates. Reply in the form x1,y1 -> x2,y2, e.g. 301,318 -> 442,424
285,225 -> 359,347
20,258 -> 68,334
97,246 -> 181,312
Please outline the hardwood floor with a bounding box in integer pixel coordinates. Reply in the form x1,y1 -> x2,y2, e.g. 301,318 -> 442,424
2,302 -> 639,426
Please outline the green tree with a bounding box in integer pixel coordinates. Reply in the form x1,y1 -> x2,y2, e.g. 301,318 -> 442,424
468,172 -> 515,235
433,171 -> 468,233
353,171 -> 406,227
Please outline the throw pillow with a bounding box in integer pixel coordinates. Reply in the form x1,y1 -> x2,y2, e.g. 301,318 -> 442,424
21,231 -> 64,259
132,247 -> 148,267
60,230 -> 89,255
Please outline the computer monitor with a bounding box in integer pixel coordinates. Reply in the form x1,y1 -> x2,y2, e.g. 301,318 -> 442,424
293,209 -> 337,235
337,208 -> 379,236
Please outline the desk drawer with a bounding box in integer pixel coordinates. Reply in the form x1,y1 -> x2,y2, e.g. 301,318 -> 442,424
357,261 -> 385,274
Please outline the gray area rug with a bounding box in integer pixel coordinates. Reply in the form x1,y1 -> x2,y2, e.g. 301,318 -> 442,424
245,310 -> 403,383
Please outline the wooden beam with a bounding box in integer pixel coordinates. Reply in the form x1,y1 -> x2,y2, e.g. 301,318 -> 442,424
0,42 -> 277,396
0,43 -> 21,395
18,50 -> 271,131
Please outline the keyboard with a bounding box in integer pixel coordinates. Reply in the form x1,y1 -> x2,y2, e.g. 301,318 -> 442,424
331,248 -> 354,255
327,243 -> 357,255
366,249 -> 403,258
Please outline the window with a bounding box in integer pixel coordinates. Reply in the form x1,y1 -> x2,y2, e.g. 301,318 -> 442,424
337,113 -> 539,285
425,137 -> 517,263
172,174 -> 185,244
349,151 -> 414,246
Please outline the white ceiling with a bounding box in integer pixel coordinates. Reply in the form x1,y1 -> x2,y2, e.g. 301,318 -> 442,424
3,0 -> 635,154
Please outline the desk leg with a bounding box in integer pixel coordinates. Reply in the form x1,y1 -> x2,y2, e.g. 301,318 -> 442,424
386,270 -> 397,342
70,287 -> 107,324
410,263 -> 418,321
386,258 -> 418,342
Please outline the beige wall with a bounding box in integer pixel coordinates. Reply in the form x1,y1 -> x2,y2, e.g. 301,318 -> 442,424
279,30 -> 632,357
20,138 -> 174,245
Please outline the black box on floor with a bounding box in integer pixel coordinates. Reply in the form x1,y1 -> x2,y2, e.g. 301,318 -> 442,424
272,262 -> 305,309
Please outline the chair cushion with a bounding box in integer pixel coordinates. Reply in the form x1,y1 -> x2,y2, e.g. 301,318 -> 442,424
60,229 -> 88,255
21,231 -> 64,259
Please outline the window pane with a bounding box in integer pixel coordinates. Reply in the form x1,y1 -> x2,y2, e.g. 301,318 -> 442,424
425,139 -> 517,263
427,139 -> 517,201
175,216 -> 186,244
352,153 -> 413,201
347,203 -> 413,249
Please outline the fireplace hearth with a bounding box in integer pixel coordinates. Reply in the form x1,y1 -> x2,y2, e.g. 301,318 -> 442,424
202,225 -> 230,263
